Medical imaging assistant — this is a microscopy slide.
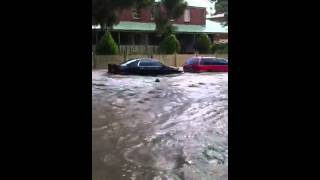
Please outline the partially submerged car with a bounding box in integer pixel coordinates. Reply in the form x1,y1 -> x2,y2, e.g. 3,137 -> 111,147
183,57 -> 228,72
108,58 -> 182,75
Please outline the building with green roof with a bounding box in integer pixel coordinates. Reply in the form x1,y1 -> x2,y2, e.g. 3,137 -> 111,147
92,0 -> 227,54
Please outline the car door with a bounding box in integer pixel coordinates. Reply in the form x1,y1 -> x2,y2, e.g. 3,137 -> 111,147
199,58 -> 214,71
183,58 -> 199,72
138,60 -> 162,74
124,60 -> 140,74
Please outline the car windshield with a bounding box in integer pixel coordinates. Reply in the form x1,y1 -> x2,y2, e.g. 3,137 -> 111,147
121,59 -> 139,66
186,58 -> 198,65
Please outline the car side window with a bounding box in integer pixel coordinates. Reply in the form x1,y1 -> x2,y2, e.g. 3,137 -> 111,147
214,59 -> 228,65
200,59 -> 214,65
200,58 -> 228,65
139,61 -> 162,67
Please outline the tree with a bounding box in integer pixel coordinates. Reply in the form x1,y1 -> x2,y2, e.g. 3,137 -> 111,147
153,0 -> 187,36
95,31 -> 119,55
92,0 -> 152,29
92,0 -> 187,34
213,0 -> 228,26
92,0 -> 153,54
159,34 -> 181,54
194,34 -> 212,54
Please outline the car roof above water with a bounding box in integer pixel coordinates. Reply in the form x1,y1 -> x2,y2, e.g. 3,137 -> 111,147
122,58 -> 158,62
138,59 -> 163,63
189,56 -> 216,59
200,56 -> 217,59
120,58 -> 161,65
191,56 -> 227,60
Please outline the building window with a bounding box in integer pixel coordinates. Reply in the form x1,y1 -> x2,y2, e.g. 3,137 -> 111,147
184,9 -> 190,22
132,7 -> 141,19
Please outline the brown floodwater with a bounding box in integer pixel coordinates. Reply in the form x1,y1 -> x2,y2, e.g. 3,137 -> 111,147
92,70 -> 228,180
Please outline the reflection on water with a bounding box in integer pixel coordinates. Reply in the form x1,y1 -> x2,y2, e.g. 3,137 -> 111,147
93,70 -> 228,180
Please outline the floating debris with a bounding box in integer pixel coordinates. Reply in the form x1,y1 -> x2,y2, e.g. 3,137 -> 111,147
188,84 -> 198,87
203,147 -> 225,164
93,83 -> 106,86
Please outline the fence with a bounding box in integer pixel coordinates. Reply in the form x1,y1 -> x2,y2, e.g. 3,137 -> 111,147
119,45 -> 159,55
92,53 -> 228,69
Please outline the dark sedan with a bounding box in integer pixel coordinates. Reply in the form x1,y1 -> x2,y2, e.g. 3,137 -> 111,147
108,58 -> 182,75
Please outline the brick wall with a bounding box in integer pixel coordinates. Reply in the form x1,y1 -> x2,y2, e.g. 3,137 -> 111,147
118,7 -> 206,25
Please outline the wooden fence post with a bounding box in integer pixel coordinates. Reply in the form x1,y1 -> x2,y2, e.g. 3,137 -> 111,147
174,53 -> 177,67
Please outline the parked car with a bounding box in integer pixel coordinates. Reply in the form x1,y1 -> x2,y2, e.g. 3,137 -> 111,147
183,57 -> 228,72
108,58 -> 182,75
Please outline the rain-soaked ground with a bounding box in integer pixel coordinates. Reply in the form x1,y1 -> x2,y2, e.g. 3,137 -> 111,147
92,70 -> 228,180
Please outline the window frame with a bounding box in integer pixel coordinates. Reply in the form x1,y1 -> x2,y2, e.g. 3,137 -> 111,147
184,8 -> 191,22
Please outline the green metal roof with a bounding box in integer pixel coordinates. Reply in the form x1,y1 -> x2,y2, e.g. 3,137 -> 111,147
113,20 -> 228,33
173,20 -> 228,33
92,20 -> 228,33
113,21 -> 156,31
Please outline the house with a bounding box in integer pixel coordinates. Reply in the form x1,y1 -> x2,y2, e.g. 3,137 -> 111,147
92,0 -> 228,54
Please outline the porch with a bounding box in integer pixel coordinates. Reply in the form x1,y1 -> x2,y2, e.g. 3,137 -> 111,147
92,30 -> 206,54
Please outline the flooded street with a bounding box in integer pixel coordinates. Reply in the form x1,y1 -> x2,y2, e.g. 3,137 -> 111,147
92,70 -> 228,180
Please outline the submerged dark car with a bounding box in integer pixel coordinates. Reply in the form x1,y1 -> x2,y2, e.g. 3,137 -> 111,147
108,58 -> 182,75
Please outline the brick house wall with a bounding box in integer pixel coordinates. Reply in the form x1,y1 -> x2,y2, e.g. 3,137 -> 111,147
175,7 -> 206,25
118,7 -> 206,25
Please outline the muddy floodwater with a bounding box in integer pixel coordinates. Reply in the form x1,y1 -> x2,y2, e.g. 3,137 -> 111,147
92,70 -> 228,180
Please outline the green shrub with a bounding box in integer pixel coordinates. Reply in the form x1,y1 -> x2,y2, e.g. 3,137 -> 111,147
159,34 -> 181,54
211,44 -> 217,54
95,31 -> 119,55
212,43 -> 228,54
194,34 -> 212,54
